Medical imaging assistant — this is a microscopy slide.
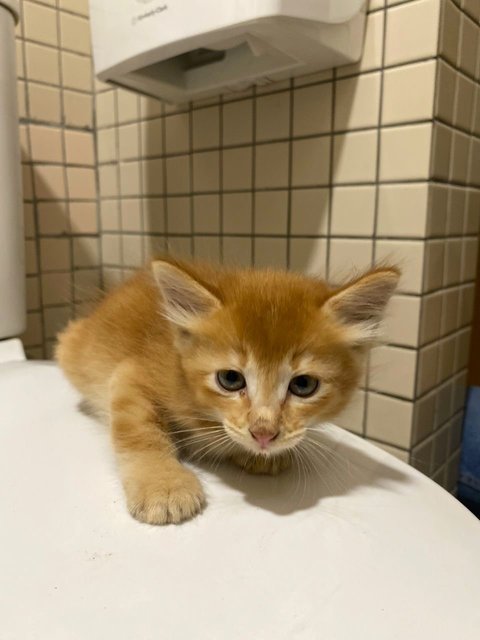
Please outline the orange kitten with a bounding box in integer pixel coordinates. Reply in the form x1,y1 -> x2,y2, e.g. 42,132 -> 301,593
56,258 -> 399,525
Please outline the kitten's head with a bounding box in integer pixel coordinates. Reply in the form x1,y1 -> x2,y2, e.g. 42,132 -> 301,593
152,259 -> 399,457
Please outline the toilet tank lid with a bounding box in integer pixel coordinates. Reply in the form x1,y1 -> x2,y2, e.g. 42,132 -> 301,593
0,0 -> 19,23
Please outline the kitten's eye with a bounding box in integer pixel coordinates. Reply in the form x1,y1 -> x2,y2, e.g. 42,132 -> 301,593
289,375 -> 319,398
216,370 -> 246,392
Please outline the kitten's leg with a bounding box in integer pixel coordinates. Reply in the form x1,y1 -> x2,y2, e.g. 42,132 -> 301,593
109,360 -> 205,525
230,451 -> 292,475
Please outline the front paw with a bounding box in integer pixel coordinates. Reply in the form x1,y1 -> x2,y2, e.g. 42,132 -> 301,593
124,465 -> 205,525
231,452 -> 292,475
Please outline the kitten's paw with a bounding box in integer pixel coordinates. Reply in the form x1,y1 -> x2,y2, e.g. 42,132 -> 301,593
125,467 -> 206,525
231,452 -> 292,475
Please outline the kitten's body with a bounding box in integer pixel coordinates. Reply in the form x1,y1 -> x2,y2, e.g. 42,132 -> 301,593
57,258 -> 399,525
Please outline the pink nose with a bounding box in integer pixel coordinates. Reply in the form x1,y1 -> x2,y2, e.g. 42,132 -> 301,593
249,429 -> 279,449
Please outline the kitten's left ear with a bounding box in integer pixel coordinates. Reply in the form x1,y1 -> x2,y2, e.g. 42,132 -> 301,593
152,260 -> 221,329
323,267 -> 400,345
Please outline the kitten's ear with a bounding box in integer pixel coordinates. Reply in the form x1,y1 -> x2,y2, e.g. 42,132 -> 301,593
152,260 -> 221,329
323,267 -> 400,345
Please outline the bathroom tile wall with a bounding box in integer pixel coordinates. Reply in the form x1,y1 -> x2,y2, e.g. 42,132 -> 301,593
17,0 -> 99,359
17,0 -> 480,487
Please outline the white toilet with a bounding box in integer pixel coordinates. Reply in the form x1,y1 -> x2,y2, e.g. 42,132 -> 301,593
1,2 -> 480,638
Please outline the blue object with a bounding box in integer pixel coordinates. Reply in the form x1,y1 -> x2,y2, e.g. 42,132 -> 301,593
459,386 -> 480,517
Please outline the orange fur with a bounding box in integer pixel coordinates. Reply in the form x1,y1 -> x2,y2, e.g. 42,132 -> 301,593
56,257 -> 399,525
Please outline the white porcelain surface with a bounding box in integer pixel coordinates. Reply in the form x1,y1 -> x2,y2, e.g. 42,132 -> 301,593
1,361 -> 479,639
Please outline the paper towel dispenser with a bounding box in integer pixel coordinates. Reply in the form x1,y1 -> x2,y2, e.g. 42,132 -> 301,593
90,0 -> 367,103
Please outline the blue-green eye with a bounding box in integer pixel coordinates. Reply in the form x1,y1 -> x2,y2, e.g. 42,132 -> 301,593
289,375 -> 319,398
216,370 -> 246,392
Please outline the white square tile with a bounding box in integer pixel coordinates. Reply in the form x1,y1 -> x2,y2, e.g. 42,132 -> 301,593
223,147 -> 253,190
384,294 -> 421,347
165,155 -> 190,194
335,72 -> 381,130
293,83 -> 332,137
417,342 -> 440,395
254,191 -> 289,235
439,0 -> 460,66
333,130 -> 378,184
119,162 -> 141,197
166,197 -> 191,234
140,119 -> 163,157
222,237 -> 252,267
292,137 -> 331,186
223,99 -> 253,145
462,237 -> 479,282
431,123 -> 453,181
192,150 -> 220,192
443,238 -> 462,286
328,239 -> 373,282
382,61 -> 436,125
369,345 -> 417,399
451,130 -> 470,185
255,142 -> 289,189
366,392 -> 413,448
290,189 -> 329,235
192,106 -> 220,150
335,390 -> 365,435
223,193 -> 252,233
331,186 -> 376,236
423,240 -> 445,292
165,113 -> 190,155
289,238 -> 328,277
420,292 -> 443,344
375,240 -> 425,294
254,238 -> 288,269
193,195 -> 220,233
435,60 -> 456,125
256,92 -> 290,141
337,12 -> 384,76
120,198 -> 142,232
377,184 -> 429,237
193,236 -> 221,262
385,0 -> 441,66
379,124 -> 432,181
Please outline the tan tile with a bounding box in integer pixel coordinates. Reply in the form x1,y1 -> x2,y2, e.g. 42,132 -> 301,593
292,137 -> 330,186
165,155 -> 190,194
427,184 -> 448,237
40,238 -> 70,271
439,0 -> 461,66
117,90 -> 139,123
458,284 -> 476,328
329,239 -> 373,282
60,12 -> 91,55
385,0 -> 441,66
223,193 -> 252,233
331,186 -> 376,236
74,269 -> 101,303
98,165 -> 118,198
60,0 -> 89,16
455,328 -> 471,373
256,91 -> 290,142
25,276 -> 40,311
97,129 -> 116,164
64,91 -> 92,128
469,138 -> 480,187
69,202 -> 97,235
222,237 -> 252,267
192,151 -> 220,192
166,197 -> 191,234
34,165 -> 66,199
166,236 -> 192,260
65,130 -> 95,166
369,345 -> 417,399
431,122 -> 453,181
435,60 -> 456,125
413,389 -> 436,443
139,95 -> 163,119
384,295 -> 421,347
222,99 -> 253,145
73,237 -> 99,267
140,118 -> 163,157
289,238 -> 328,276
23,204 -> 36,238
101,234 -> 121,264
62,52 -> 92,91
379,124 -> 432,181
375,240 -> 425,294
454,74 -> 475,132
254,238 -> 288,269
335,390 -> 365,435
462,237 -> 479,282
256,142 -> 289,189
122,235 -> 144,268
29,125 -> 63,163
293,83 -> 332,137
100,200 -> 119,232
443,238 -> 462,286
465,189 -> 480,234
254,191 -> 288,235
25,240 -> 38,276
420,292 -> 443,344
67,167 -> 96,199
377,184 -> 429,237
141,158 -> 165,195
120,199 -> 142,233
119,162 -> 141,197
417,342 -> 440,395
44,306 -> 71,340
382,60 -> 436,125
96,91 -> 116,128
144,236 -> 166,261
17,81 -> 27,119
223,147 -> 253,190
41,272 -> 72,305
193,195 -> 220,233
23,312 -> 43,347
366,392 -> 413,448
192,106 -> 220,150
25,42 -> 60,85
411,435 -> 434,476
119,124 -> 140,161
193,236 -> 221,262
165,112 -> 190,156
335,72 -> 381,130
143,198 -> 165,234
290,188 -> 329,236
23,1 -> 58,46
446,186 -> 466,236
423,240 -> 445,292
370,441 -> 410,465
333,130 -> 378,183
38,202 -> 69,235
28,83 -> 61,123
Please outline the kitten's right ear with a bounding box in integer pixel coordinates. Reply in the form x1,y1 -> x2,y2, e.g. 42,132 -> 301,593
152,260 -> 221,329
